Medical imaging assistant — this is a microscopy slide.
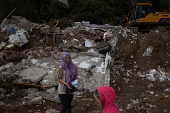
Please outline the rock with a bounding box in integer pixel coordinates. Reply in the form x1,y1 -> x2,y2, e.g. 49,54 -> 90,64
40,63 -> 48,68
22,59 -> 30,65
45,109 -> 59,113
19,67 -> 47,82
28,88 -> 39,94
109,36 -> 118,48
41,70 -> 58,86
10,16 -> 32,31
28,96 -> 42,105
45,88 -> 59,102
0,101 -> 5,106
0,93 -> 5,99
0,62 -> 14,72
31,59 -> 40,66
0,88 -> 6,93
73,55 -> 103,71
77,62 -> 110,91
134,65 -> 138,69
69,32 -> 75,37
85,39 -> 96,47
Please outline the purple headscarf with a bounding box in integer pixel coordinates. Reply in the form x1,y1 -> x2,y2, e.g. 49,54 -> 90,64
60,52 -> 78,83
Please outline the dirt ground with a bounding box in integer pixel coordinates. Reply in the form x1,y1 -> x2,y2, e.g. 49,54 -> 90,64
0,74 -> 170,113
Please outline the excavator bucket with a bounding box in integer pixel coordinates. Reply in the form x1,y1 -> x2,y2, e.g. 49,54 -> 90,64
54,0 -> 69,9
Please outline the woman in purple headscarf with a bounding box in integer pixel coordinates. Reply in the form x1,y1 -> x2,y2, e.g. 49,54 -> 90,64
57,52 -> 79,113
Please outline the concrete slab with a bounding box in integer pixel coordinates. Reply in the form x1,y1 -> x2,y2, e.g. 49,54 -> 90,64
77,61 -> 110,91
41,70 -> 58,86
19,67 -> 47,82
72,56 -> 103,71
0,62 -> 14,72
27,96 -> 42,105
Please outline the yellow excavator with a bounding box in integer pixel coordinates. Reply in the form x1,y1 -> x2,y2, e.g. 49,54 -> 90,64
128,0 -> 170,29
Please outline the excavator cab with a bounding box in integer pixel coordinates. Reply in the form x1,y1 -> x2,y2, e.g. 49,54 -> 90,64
136,3 -> 152,19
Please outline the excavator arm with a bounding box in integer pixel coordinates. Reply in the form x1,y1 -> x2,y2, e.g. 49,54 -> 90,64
128,0 -> 137,10
54,0 -> 69,9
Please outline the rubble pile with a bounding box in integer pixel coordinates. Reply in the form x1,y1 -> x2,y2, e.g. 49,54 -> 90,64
0,16 -> 120,113
114,30 -> 170,82
111,29 -> 170,112
0,15 -> 170,113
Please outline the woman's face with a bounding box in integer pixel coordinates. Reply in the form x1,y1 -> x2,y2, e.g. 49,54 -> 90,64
65,55 -> 70,64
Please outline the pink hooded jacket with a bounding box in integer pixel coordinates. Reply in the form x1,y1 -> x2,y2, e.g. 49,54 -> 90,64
97,86 -> 120,113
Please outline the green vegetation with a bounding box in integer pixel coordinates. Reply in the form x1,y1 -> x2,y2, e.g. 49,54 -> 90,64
0,0 -> 169,25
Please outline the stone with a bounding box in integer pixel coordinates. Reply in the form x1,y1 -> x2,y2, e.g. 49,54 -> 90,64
0,88 -> 6,93
77,62 -> 110,91
28,88 -> 39,94
41,70 -> 58,86
22,59 -> 30,65
28,96 -> 42,105
45,88 -> 59,102
72,55 -> 103,71
45,109 -> 59,113
85,39 -> 96,47
69,32 -> 75,37
0,62 -> 14,72
19,67 -> 47,82
40,63 -> 48,68
0,93 -> 5,99
31,59 -> 39,65
0,101 -> 5,106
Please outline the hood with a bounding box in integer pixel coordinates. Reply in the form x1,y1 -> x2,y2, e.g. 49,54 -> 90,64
60,52 -> 77,83
97,86 -> 120,113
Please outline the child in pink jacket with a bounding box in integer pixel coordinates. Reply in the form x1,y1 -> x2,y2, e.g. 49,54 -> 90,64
94,86 -> 120,113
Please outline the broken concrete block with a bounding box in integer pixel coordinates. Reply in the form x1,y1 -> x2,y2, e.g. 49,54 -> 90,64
0,93 -> 5,99
45,87 -> 59,102
109,36 -> 118,47
31,59 -> 40,66
0,62 -> 14,72
0,88 -> 6,93
85,39 -> 96,47
69,32 -> 75,37
77,62 -> 110,91
0,42 -> 6,50
22,59 -> 30,65
0,101 -> 5,106
41,70 -> 58,86
28,88 -> 39,94
19,67 -> 47,82
28,96 -> 42,105
40,63 -> 48,68
10,16 -> 32,31
72,55 -> 103,71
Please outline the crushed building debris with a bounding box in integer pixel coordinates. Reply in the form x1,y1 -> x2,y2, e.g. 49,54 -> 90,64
0,16 -> 170,113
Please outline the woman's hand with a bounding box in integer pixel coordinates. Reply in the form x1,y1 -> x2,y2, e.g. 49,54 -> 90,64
66,83 -> 72,89
76,78 -> 80,83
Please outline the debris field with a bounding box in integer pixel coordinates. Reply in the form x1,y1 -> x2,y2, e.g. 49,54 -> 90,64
0,16 -> 170,113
